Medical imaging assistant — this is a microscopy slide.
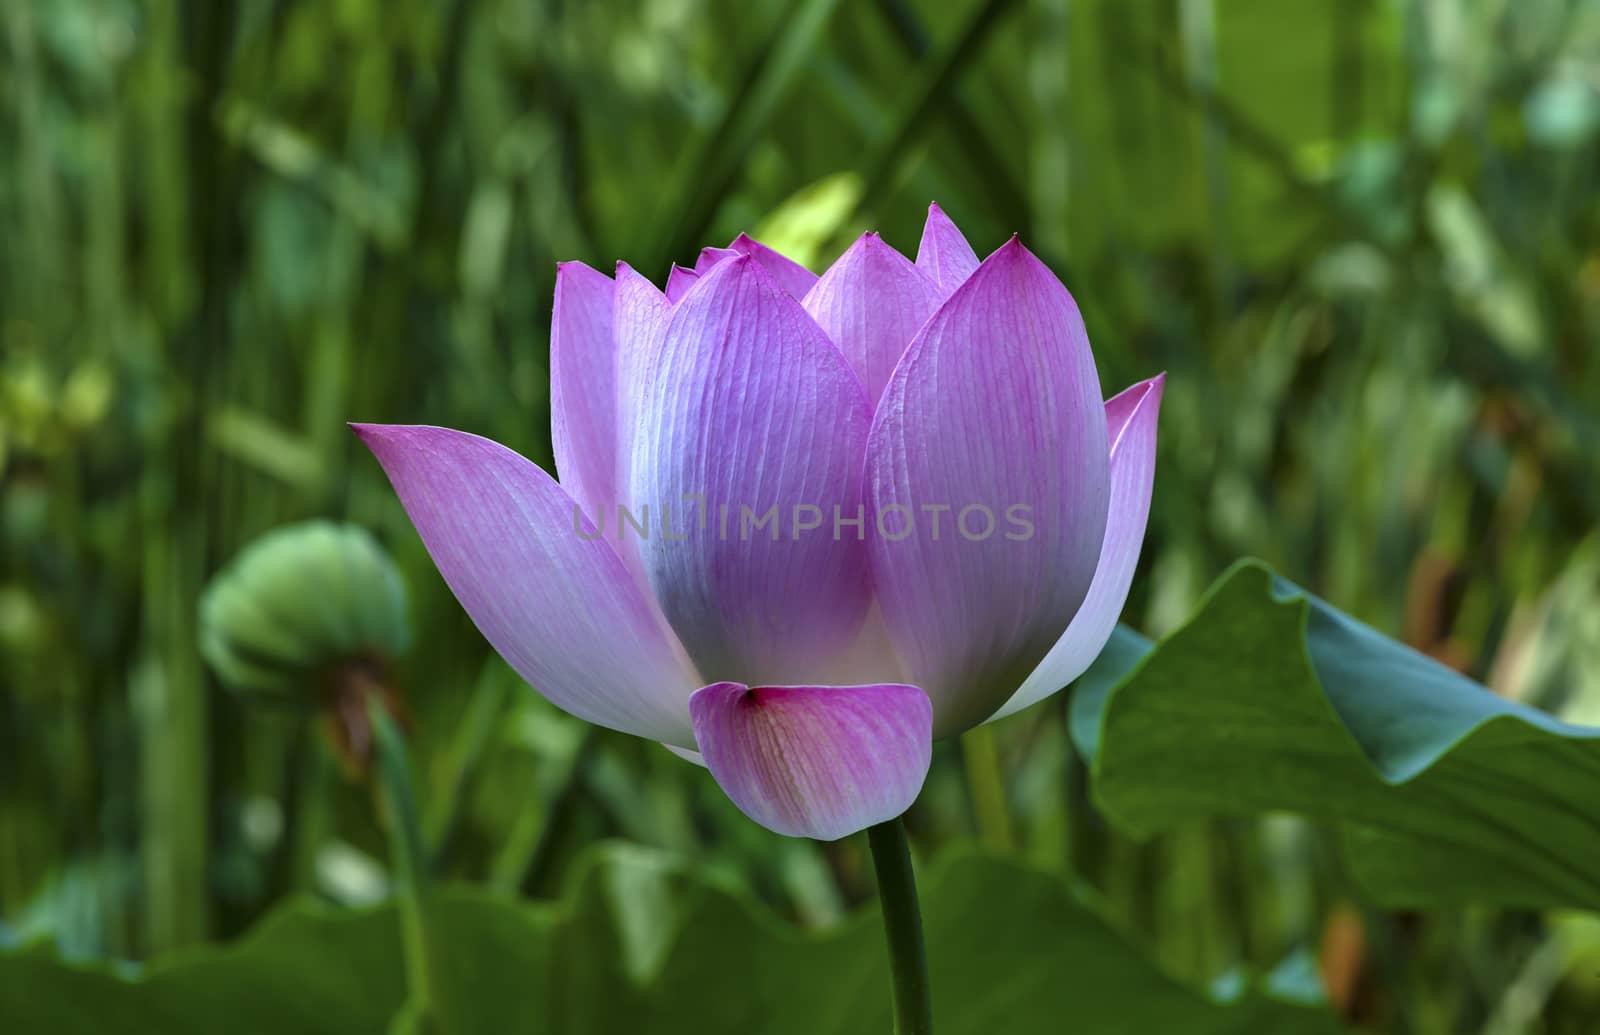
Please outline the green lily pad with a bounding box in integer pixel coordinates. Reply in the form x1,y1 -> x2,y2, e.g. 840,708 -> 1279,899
1074,561 -> 1600,909
0,845 -> 1336,1033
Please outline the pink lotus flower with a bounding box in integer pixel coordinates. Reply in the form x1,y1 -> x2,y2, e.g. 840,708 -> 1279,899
354,204 -> 1163,840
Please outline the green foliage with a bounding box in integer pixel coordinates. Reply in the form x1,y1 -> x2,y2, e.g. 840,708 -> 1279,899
0,845 -> 1337,1034
1074,562 -> 1600,910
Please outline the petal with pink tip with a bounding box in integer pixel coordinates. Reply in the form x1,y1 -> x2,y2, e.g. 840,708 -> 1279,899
803,233 -> 943,403
867,239 -> 1110,734
610,263 -> 674,578
353,424 -> 701,747
664,264 -> 700,304
915,202 -> 980,297
629,255 -> 873,685
988,374 -> 1165,722
727,233 -> 819,299
549,262 -> 618,524
695,246 -> 738,274
612,262 -> 671,457
690,682 -> 932,840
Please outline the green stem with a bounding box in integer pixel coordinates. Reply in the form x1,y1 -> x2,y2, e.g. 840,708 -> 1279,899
425,658 -> 512,870
1060,693 -> 1091,879
867,817 -> 932,1035
271,719 -> 326,896
960,725 -> 1014,854
489,726 -> 596,895
368,698 -> 442,1034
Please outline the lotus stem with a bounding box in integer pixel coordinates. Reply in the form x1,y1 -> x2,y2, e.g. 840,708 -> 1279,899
368,696 -> 443,1033
868,816 -> 932,1035
961,725 -> 1014,853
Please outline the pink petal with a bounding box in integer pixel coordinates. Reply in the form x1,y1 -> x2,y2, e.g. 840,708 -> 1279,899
352,424 -> 701,747
727,232 -> 819,299
914,202 -> 980,297
664,264 -> 700,304
612,262 -> 671,454
802,233 -> 943,404
988,374 -> 1165,722
695,246 -> 738,274
611,263 -> 674,578
549,262 -> 618,523
690,682 -> 932,840
628,255 -> 874,685
866,238 -> 1110,734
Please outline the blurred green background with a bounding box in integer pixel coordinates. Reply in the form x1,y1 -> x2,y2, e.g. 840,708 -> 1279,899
3,0 -> 1600,1031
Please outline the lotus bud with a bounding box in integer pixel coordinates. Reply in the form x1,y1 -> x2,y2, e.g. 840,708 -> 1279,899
200,520 -> 410,772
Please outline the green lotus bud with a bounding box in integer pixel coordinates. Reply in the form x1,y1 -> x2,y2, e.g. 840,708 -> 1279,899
200,520 -> 409,700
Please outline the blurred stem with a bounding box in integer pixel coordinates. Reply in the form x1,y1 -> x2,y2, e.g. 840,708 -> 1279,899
138,511 -> 210,952
652,0 -> 845,268
1140,33 -> 1371,250
270,718 -> 329,896
870,0 -> 1031,231
1178,0 -> 1234,306
293,735 -> 332,890
1480,932 -> 1566,1035
368,698 -> 444,1035
425,659 -> 512,871
1166,824 -> 1221,980
490,726 -> 597,895
855,0 -> 1022,222
1026,0 -> 1072,258
1059,693 -> 1092,878
868,817 -> 932,1035
960,726 -> 1014,854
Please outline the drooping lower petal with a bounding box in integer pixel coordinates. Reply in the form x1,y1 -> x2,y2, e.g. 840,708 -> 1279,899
549,262 -> 619,523
867,238 -> 1110,734
914,202 -> 980,297
803,233 -> 943,404
988,374 -> 1165,722
690,682 -> 932,840
353,424 -> 702,747
727,233 -> 819,299
629,255 -> 875,684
